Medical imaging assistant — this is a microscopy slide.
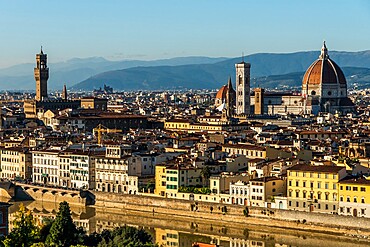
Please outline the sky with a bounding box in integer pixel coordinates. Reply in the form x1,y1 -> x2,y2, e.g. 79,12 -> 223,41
0,0 -> 369,68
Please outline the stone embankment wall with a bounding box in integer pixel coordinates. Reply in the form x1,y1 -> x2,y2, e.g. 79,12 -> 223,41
14,184 -> 89,206
94,191 -> 370,231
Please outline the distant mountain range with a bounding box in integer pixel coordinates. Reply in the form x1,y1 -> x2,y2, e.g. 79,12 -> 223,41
1,50 -> 370,91
0,56 -> 228,90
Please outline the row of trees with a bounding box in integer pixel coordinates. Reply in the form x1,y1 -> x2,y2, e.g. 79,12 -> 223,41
1,202 -> 156,247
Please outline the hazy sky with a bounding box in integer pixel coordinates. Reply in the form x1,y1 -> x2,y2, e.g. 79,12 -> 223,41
0,0 -> 369,68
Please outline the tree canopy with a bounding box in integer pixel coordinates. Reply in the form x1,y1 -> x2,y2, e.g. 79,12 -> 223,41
3,203 -> 40,247
2,202 -> 157,247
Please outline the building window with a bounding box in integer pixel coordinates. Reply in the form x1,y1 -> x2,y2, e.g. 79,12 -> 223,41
353,187 -> 358,191
346,186 -> 351,191
354,197 -> 357,203
347,196 -> 350,202
361,197 -> 365,203
361,187 -> 366,192
296,202 -> 299,207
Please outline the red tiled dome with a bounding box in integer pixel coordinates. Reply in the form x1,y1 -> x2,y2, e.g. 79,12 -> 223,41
216,85 -> 228,99
302,42 -> 346,86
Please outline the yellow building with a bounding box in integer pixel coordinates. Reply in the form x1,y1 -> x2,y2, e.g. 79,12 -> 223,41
154,164 -> 202,198
222,143 -> 292,160
338,176 -> 370,218
80,97 -> 108,111
0,147 -> 32,180
164,119 -> 191,131
287,164 -> 347,214
155,164 -> 167,196
164,119 -> 249,133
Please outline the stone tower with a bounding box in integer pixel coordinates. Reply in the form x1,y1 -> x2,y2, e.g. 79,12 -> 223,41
235,61 -> 251,115
254,88 -> 264,115
62,84 -> 67,100
34,47 -> 49,101
226,77 -> 235,117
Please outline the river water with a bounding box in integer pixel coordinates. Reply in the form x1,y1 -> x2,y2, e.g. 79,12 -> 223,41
5,199 -> 370,247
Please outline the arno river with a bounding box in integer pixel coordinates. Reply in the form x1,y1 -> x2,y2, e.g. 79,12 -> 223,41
5,199 -> 370,247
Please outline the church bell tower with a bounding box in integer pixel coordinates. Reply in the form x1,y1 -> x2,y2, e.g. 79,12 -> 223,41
235,61 -> 251,115
34,47 -> 49,101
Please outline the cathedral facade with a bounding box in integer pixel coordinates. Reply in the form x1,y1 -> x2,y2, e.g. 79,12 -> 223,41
215,42 -> 355,117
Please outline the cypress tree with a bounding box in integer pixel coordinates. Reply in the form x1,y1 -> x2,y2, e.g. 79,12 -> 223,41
46,201 -> 78,247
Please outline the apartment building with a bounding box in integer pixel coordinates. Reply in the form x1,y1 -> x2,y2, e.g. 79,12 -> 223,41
287,164 -> 347,213
230,180 -> 250,206
338,176 -> 370,218
154,164 -> 202,197
95,145 -> 138,194
32,149 -> 60,186
0,147 -> 32,180
249,177 -> 286,207
68,150 -> 95,189
222,144 -> 291,160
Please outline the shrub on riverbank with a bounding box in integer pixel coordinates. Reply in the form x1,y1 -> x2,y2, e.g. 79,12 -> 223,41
178,186 -> 211,194
2,202 -> 157,247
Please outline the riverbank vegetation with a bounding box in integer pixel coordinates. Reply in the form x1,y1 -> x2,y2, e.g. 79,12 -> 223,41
178,186 -> 211,194
1,201 -> 157,247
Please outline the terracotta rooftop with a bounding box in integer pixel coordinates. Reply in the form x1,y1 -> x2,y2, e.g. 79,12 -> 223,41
287,164 -> 345,173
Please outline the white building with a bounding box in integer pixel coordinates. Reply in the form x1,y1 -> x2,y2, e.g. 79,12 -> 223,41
230,180 -> 250,206
68,150 -> 94,189
32,150 -> 60,186
249,179 -> 265,207
95,145 -> 138,194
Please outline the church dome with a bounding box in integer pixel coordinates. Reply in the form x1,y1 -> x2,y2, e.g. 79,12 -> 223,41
216,85 -> 228,99
302,42 -> 346,86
